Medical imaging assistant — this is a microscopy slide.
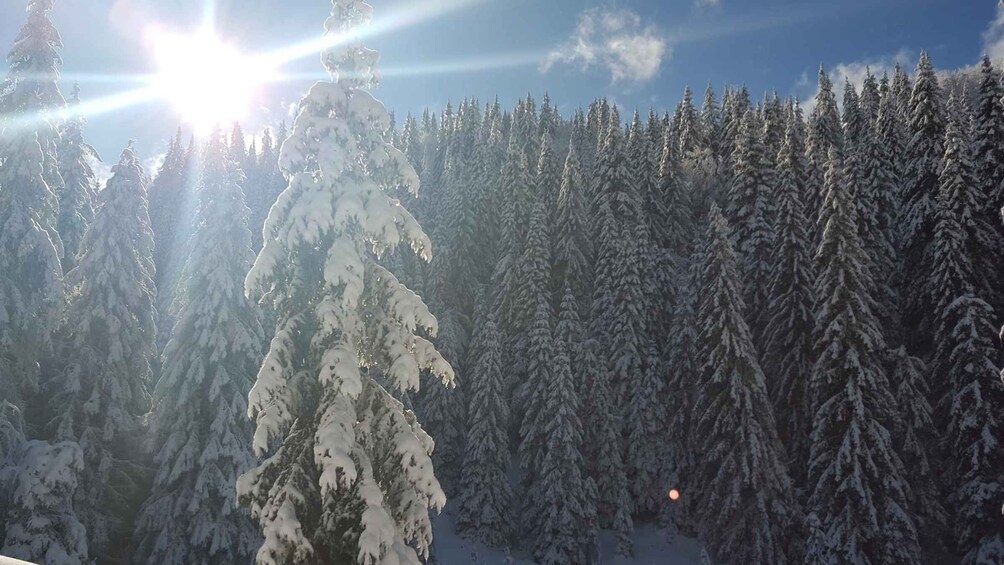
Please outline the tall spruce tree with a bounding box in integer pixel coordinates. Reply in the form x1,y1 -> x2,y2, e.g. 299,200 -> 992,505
901,51 -> 945,348
694,205 -> 799,565
929,95 -> 1004,561
928,93 -> 999,383
56,84 -> 98,270
131,128 -> 263,565
806,149 -> 921,564
456,301 -> 512,548
1,438 -> 88,565
50,145 -> 157,561
236,2 -> 452,563
0,0 -> 66,414
886,347 -> 947,550
726,109 -> 774,351
805,65 -> 843,244
762,113 -> 814,481
530,283 -> 599,565
975,56 -> 1004,315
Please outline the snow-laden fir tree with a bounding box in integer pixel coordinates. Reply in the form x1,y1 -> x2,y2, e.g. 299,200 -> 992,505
0,402 -> 25,543
56,84 -> 98,270
552,134 -> 590,313
0,0 -> 66,413
725,109 -> 774,351
974,56 -> 1004,314
131,127 -> 263,565
858,78 -> 904,343
940,294 -> 1004,563
456,299 -> 512,548
927,106 -> 1004,562
806,149 -> 921,564
49,145 -> 156,560
928,92 -> 999,385
579,332 -> 633,557
414,300 -> 465,495
148,131 -> 188,286
762,112 -> 814,481
860,69 -> 881,124
1,438 -> 88,565
694,205 -> 799,565
530,283 -> 599,565
901,51 -> 945,346
516,197 -> 554,486
805,65 -> 843,244
236,2 -> 453,563
589,106 -> 646,409
886,347 -> 947,549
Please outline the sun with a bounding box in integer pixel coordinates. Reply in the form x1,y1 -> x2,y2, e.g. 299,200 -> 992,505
149,27 -> 267,133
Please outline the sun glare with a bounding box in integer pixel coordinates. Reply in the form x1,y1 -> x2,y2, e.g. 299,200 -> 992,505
149,28 -> 268,133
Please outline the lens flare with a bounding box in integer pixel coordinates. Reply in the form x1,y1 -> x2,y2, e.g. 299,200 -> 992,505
148,27 -> 271,133
668,489 -> 681,501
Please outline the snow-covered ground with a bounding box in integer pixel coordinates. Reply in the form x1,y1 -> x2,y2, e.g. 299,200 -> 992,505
430,505 -> 701,565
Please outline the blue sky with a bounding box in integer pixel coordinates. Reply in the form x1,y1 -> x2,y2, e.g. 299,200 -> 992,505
0,0 -> 999,167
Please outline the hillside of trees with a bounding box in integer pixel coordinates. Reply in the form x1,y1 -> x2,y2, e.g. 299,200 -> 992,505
0,0 -> 1001,564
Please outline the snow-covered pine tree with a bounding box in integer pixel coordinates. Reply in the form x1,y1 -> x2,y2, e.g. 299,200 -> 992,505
973,56 -> 1004,315
859,77 -> 905,344
940,293 -> 1004,563
230,122 -> 248,172
805,65 -> 843,244
0,402 -> 24,544
701,84 -> 721,160
760,91 -> 784,163
901,51 -> 945,349
581,129 -> 635,549
552,135 -> 589,313
806,149 -> 921,564
860,69 -> 881,124
886,347 -> 947,549
131,127 -> 263,565
456,299 -> 512,547
677,86 -> 704,155
725,109 -> 773,352
927,98 -> 1004,561
841,80 -> 866,152
237,2 -> 452,563
50,145 -> 157,560
56,84 -> 99,270
530,283 -> 598,565
928,92 -> 999,384
516,197 -> 553,483
246,126 -> 276,253
762,112 -> 814,482
148,130 -> 188,287
1,438 -> 88,565
892,62 -> 913,126
0,0 -> 67,413
694,204 -> 799,565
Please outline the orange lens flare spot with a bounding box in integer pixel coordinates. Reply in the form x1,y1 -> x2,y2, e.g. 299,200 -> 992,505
668,489 -> 680,501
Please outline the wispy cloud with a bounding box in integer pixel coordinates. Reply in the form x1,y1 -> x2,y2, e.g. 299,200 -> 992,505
541,7 -> 668,84
983,3 -> 1004,60
799,49 -> 914,114
694,0 -> 721,9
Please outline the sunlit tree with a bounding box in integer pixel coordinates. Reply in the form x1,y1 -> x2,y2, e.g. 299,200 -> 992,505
132,127 -> 263,565
237,2 -> 453,563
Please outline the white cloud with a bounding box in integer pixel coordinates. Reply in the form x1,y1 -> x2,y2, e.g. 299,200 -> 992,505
694,0 -> 721,8
86,154 -> 113,189
983,3 -> 1004,61
799,49 -> 913,114
143,152 -> 167,181
541,7 -> 668,84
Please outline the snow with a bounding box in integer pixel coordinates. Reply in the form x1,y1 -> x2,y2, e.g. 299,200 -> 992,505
429,506 -> 702,565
